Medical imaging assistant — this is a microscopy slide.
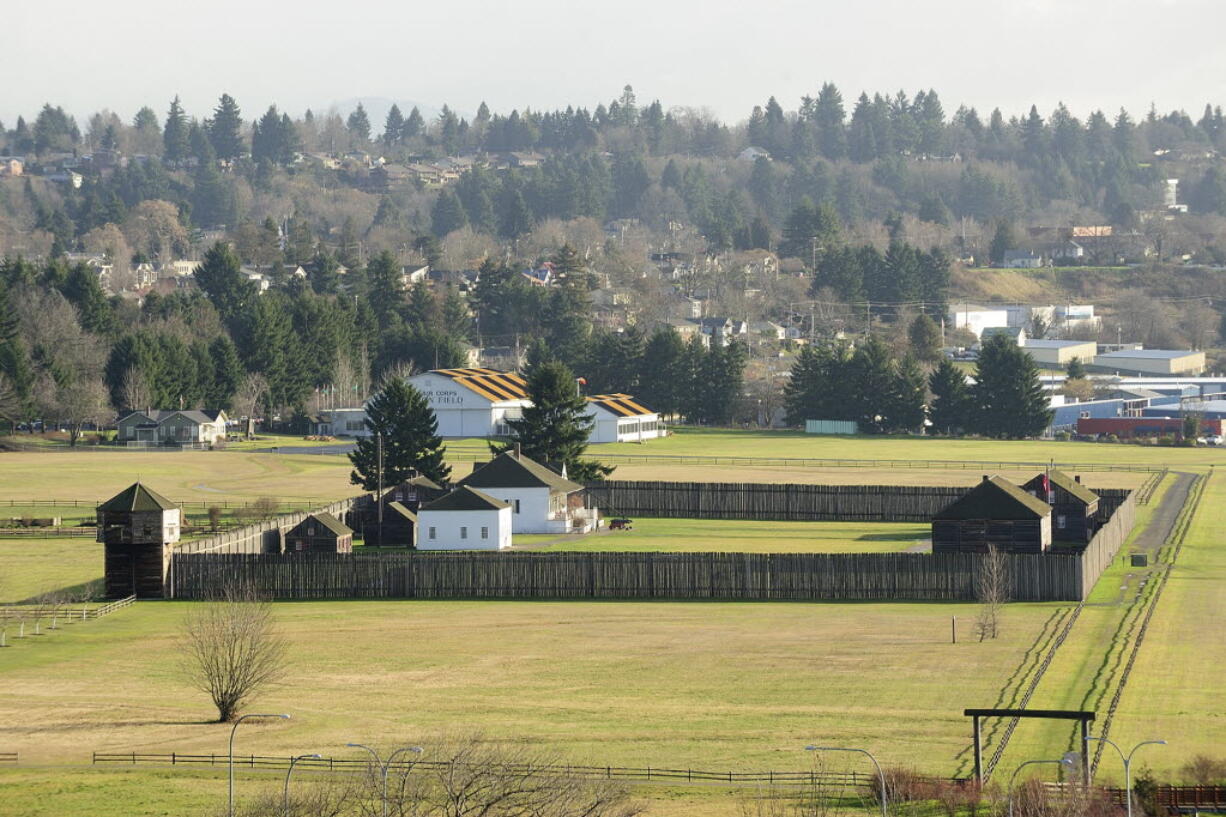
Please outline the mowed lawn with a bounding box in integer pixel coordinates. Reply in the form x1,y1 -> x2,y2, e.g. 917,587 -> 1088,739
1107,474 -> 1226,774
0,598 -> 1064,777
518,518 -> 929,553
0,538 -> 103,603
0,449 -> 355,504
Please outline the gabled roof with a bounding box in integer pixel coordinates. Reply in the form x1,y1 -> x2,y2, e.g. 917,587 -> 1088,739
934,476 -> 1052,521
408,474 -> 443,491
98,482 -> 178,513
1023,470 -> 1099,506
421,485 -> 512,512
385,501 -> 417,522
118,409 -> 225,425
426,368 -> 530,402
460,451 -> 583,494
586,393 -> 656,418
299,512 -> 352,537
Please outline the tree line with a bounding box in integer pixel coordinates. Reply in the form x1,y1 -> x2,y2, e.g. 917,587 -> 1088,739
784,333 -> 1054,438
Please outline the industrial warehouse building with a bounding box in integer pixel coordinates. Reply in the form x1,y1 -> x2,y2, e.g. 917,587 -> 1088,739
1022,339 -> 1098,367
1092,349 -> 1206,376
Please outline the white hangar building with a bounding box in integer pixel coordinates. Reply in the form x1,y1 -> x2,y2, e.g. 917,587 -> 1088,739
405,369 -> 664,443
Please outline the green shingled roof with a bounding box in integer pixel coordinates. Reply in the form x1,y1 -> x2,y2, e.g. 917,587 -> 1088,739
304,512 -> 352,537
422,486 -> 511,512
97,482 -> 178,512
934,476 -> 1052,521
459,451 -> 582,494
1023,470 -> 1099,506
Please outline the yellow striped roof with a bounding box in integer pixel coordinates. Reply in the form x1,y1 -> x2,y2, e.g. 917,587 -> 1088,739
429,368 -> 530,402
586,394 -> 656,417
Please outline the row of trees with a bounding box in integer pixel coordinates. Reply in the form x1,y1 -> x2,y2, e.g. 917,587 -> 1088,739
785,334 -> 1053,438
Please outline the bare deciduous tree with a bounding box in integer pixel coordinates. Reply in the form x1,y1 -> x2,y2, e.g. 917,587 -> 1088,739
120,369 -> 153,413
975,544 -> 1009,641
179,582 -> 287,722
232,373 -> 270,422
57,378 -> 112,447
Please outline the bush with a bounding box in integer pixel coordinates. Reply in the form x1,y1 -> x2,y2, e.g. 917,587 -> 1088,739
1055,431 -> 1072,441
1181,754 -> 1226,785
207,506 -> 222,532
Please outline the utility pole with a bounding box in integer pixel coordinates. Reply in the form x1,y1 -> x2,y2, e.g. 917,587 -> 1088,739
376,431 -> 384,546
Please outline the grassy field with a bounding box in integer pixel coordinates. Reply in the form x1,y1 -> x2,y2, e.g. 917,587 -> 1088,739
0,538 -> 103,603
518,518 -> 929,553
0,598 -> 1064,773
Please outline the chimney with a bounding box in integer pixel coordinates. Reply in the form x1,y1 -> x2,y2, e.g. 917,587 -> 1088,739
514,442 -> 521,459
1074,475 -> 1081,484
982,475 -> 990,483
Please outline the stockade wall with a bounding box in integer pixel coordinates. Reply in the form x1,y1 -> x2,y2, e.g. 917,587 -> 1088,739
173,496 -> 363,556
584,481 -> 1124,523
1076,490 -> 1136,599
170,549 -> 1085,602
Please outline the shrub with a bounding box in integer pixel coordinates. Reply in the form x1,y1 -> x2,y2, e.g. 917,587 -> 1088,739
207,506 -> 222,532
1181,754 -> 1226,785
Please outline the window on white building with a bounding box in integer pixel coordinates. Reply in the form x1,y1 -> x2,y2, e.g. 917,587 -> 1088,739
481,527 -> 488,539
460,526 -> 467,539
514,500 -> 521,514
428,527 -> 436,539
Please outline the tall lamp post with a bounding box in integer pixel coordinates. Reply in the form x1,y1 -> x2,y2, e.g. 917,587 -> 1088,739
1007,759 -> 1070,817
229,713 -> 290,817
283,754 -> 322,817
1086,736 -> 1166,817
805,745 -> 887,817
347,743 -> 424,817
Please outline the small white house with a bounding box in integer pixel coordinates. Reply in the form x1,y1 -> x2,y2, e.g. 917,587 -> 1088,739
585,394 -> 664,443
417,486 -> 512,550
459,450 -> 598,534
116,410 -> 228,446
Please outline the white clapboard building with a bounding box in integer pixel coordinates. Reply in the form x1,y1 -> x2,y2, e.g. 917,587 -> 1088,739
400,369 -> 663,443
416,486 -> 513,550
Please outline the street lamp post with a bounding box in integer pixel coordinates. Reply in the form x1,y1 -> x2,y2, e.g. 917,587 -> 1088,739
347,743 -> 424,817
283,754 -> 322,817
1007,759 -> 1066,817
805,745 -> 887,817
229,713 -> 290,817
1086,736 -> 1166,817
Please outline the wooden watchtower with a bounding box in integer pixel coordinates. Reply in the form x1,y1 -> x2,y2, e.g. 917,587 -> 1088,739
97,482 -> 181,599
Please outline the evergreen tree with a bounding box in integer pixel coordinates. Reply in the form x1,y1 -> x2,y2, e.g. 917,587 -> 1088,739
383,104 -> 405,145
193,242 -> 255,319
928,358 -> 972,435
348,377 -> 450,489
163,96 -> 189,164
498,360 -> 610,481
62,264 -> 117,337
207,94 -> 244,160
366,250 -> 405,326
908,314 -> 943,363
1065,356 -> 1087,379
347,103 -> 371,142
889,354 -> 927,433
970,334 -> 1053,438
989,221 -> 1016,265
431,189 -> 468,237
404,107 -> 424,140
783,343 -> 853,426
208,335 -> 244,409
846,336 -> 898,434
637,328 -> 687,417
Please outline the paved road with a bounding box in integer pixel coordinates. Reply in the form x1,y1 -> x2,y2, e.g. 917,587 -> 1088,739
1131,471 -> 1195,553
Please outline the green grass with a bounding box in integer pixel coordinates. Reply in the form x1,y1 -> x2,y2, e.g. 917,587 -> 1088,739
0,598 -> 1064,777
0,538 -> 103,603
518,518 -> 928,553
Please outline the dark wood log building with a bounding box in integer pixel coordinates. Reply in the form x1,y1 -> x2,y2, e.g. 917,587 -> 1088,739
284,512 -> 354,554
1021,470 -> 1100,543
97,482 -> 181,599
931,475 -> 1053,554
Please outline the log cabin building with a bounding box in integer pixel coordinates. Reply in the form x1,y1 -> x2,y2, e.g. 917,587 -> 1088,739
97,482 -> 180,598
284,512 -> 354,553
1021,470 -> 1100,543
931,475 -> 1053,554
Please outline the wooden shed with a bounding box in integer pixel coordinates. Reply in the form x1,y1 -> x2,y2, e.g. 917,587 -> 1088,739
384,474 -> 448,511
284,512 -> 353,554
931,475 -> 1052,554
97,482 -> 181,599
1021,470 -> 1099,543
363,501 -> 418,547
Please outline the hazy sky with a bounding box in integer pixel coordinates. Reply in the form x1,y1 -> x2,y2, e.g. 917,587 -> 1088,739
3,0 -> 1224,128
